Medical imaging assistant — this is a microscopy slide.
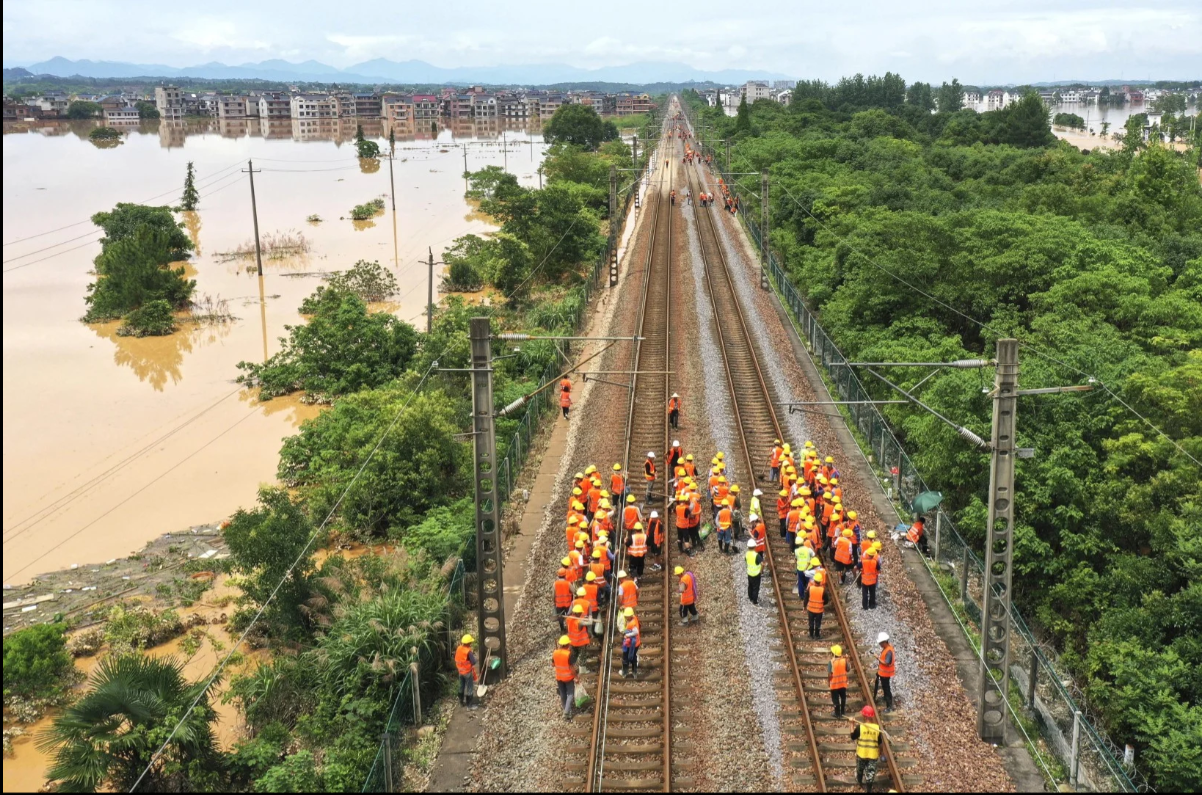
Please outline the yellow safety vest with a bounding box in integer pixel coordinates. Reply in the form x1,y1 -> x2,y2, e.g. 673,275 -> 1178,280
796,547 -> 813,572
856,722 -> 881,760
745,550 -> 762,577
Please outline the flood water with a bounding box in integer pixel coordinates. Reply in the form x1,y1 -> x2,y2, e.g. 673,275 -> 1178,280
2,117 -> 548,583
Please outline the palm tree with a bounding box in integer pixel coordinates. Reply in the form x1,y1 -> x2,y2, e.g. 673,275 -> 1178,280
38,654 -> 221,793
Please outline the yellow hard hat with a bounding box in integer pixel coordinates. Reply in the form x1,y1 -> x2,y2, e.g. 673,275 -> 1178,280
825,456 -> 834,464
801,487 -> 811,496
575,472 -> 584,480
813,572 -> 824,583
831,644 -> 843,656
577,587 -> 587,596
831,478 -> 838,485
572,487 -> 583,496
842,529 -> 853,537
627,494 -> 636,503
601,489 -> 611,497
573,604 -> 584,613
613,463 -> 622,471
833,497 -> 842,504
718,476 -> 727,483
600,501 -> 611,510
674,566 -> 684,576
867,530 -> 876,539
716,452 -> 725,460
848,510 -> 858,520
586,571 -> 597,581
782,444 -> 792,453
462,634 -> 474,645
731,484 -> 740,493
808,558 -> 821,569
592,548 -> 602,558
559,635 -> 571,646
686,454 -> 694,461
792,499 -> 803,507
824,492 -> 834,500
634,522 -> 644,530
585,465 -> 597,474
623,607 -> 635,618
774,438 -> 782,445
805,441 -> 814,448
872,542 -> 882,552
780,489 -> 789,497
562,556 -> 572,566
575,540 -> 585,549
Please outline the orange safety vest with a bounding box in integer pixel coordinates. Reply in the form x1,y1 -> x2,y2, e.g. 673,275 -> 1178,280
718,507 -> 733,529
649,517 -> 664,546
680,573 -> 696,605
567,523 -> 579,549
554,578 -> 573,608
553,647 -> 575,682
835,536 -> 854,565
455,644 -> 475,677
907,522 -> 924,545
830,657 -> 848,690
878,643 -> 896,678
668,396 -> 680,413
751,522 -> 767,551
560,391 -> 571,409
715,484 -> 730,504
589,560 -> 606,582
822,501 -> 836,525
684,461 -> 696,478
787,508 -> 803,534
625,616 -> 641,648
807,584 -> 825,614
780,469 -> 792,492
769,445 -> 783,468
583,583 -> 599,613
567,615 -> 590,646
777,496 -> 790,519
645,459 -> 656,481
618,580 -> 638,608
675,501 -> 689,528
629,532 -> 647,557
624,505 -> 640,530
611,473 -> 625,493
861,554 -> 879,586
588,489 -> 602,514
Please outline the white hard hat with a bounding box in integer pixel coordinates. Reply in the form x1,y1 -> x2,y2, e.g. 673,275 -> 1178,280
649,511 -> 659,518
747,540 -> 757,550
672,393 -> 679,398
877,632 -> 890,644
748,513 -> 758,522
673,440 -> 680,447
647,451 -> 655,458
753,489 -> 763,496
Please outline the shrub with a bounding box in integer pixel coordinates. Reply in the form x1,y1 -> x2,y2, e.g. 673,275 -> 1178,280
299,260 -> 398,313
3,623 -> 74,700
118,299 -> 177,337
349,197 -> 386,221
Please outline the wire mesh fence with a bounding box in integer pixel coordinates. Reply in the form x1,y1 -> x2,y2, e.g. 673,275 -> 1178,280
680,108 -> 1145,792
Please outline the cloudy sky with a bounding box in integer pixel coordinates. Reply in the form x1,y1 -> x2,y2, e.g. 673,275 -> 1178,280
3,0 -> 1200,83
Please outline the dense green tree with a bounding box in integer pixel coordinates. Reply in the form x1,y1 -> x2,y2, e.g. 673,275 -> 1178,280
985,91 -> 1055,147
236,289 -> 418,399
3,623 -> 74,700
39,655 -> 221,793
937,79 -> 965,112
135,100 -> 159,119
735,94 -> 752,133
354,123 -> 379,159
83,224 -> 195,322
542,103 -> 617,150
92,203 -> 193,258
223,487 -> 316,631
906,81 -> 935,112
65,100 -> 101,119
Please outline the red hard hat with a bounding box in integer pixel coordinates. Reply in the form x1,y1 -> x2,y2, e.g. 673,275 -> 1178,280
861,706 -> 876,718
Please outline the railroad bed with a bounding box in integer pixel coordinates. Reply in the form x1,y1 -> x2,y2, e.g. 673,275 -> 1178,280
684,157 -> 922,793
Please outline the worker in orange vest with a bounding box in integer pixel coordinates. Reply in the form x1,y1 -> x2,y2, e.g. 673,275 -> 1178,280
859,543 -> 882,610
553,635 -> 578,720
623,494 -> 643,533
716,497 -> 734,553
644,452 -> 657,502
589,549 -> 608,604
768,438 -> 784,482
776,489 -> 790,538
683,454 -> 696,479
786,499 -> 804,547
748,513 -> 767,555
647,510 -> 664,559
875,632 -> 895,712
626,522 -> 648,577
582,571 -> 601,622
455,634 -> 478,708
554,567 -> 573,631
617,570 -> 639,610
676,566 -> 699,625
807,571 -> 828,638
559,386 -> 572,419
829,644 -> 849,717
906,516 -> 929,555
566,604 -> 590,665
667,440 -> 683,472
834,529 -> 857,584
559,376 -> 572,395
668,393 -> 681,430
610,463 -> 626,505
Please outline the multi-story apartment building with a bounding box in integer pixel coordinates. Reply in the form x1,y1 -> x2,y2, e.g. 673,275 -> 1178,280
291,93 -> 336,119
258,92 -> 291,119
354,93 -> 381,118
154,85 -> 184,120
104,105 -> 141,123
472,94 -> 498,118
496,93 -> 528,120
332,93 -> 355,117
412,94 -> 440,119
242,94 -> 260,118
382,94 -> 414,124
741,81 -> 771,102
631,93 -> 653,114
539,93 -> 565,118
217,94 -> 246,119
33,91 -> 69,116
776,89 -> 792,106
615,93 -> 635,115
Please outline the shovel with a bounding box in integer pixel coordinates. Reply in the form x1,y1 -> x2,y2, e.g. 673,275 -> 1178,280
475,648 -> 502,699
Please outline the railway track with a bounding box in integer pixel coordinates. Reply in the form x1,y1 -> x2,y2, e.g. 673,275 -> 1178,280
574,125 -> 675,793
684,157 -> 918,792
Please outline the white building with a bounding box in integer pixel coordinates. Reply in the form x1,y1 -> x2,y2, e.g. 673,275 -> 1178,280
290,94 -> 336,119
741,81 -> 771,102
964,91 -> 981,104
772,80 -> 796,91
776,89 -> 792,106
1059,89 -> 1082,103
154,85 -> 184,120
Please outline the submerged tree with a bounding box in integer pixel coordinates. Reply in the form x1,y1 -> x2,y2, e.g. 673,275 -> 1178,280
354,124 -> 380,159
180,161 -> 198,211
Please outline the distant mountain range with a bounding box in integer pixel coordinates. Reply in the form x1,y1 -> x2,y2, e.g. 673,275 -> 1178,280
6,56 -> 789,87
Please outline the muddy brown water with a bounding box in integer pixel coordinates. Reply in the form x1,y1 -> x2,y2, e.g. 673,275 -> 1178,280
2,118 -> 548,583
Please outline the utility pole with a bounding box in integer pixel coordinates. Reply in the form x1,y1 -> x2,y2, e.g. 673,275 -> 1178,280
979,338 -> 1018,743
463,143 -> 468,177
424,247 -> 445,334
502,129 -> 507,172
725,139 -> 731,174
608,165 -> 618,286
760,170 -> 769,290
469,317 -> 508,678
632,135 -> 638,168
387,151 -> 396,211
243,159 -> 263,277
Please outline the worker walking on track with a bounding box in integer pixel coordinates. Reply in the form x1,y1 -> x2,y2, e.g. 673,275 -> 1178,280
610,463 -> 626,506
455,634 -> 478,709
559,379 -> 572,419
553,635 -> 578,720
647,510 -> 663,561
835,528 -> 857,584
554,567 -> 573,631
668,392 -> 681,429
745,539 -> 764,605
875,632 -> 896,712
566,604 -> 590,666
617,570 -> 639,611
626,523 -> 648,577
829,644 -> 849,717
850,706 -> 883,793
621,608 -> 641,677
859,543 -> 881,609
676,566 -> 699,625
807,571 -> 828,638
644,452 -> 657,502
